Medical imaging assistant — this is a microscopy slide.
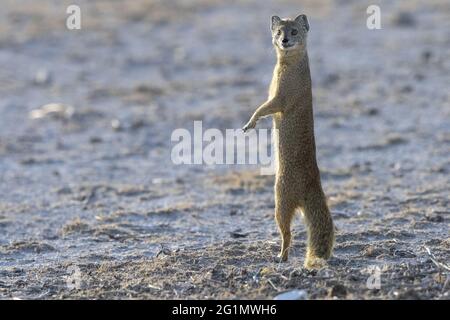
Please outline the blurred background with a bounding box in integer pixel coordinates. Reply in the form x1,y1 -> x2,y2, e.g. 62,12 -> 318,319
0,0 -> 448,299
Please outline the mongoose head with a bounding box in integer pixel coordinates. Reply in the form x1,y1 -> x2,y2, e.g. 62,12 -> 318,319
271,14 -> 309,55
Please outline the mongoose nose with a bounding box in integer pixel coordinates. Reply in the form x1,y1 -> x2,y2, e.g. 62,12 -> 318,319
282,38 -> 289,43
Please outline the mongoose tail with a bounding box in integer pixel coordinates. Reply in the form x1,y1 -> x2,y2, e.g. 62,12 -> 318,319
302,183 -> 335,269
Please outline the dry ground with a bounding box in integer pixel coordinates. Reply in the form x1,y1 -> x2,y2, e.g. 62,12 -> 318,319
0,0 -> 449,299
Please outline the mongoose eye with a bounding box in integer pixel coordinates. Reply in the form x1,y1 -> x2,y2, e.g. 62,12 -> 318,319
277,30 -> 281,36
291,29 -> 298,35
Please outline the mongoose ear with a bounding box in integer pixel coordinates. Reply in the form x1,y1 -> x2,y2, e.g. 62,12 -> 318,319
295,14 -> 309,31
271,16 -> 281,31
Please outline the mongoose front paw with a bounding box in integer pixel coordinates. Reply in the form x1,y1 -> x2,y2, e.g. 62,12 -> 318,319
242,121 -> 256,133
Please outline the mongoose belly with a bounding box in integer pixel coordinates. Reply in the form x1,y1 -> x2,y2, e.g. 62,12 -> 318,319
273,110 -> 319,189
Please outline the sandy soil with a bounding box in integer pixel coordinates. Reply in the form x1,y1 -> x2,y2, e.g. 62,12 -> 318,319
0,0 -> 449,299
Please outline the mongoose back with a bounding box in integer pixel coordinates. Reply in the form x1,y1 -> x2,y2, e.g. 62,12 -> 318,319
243,14 -> 334,269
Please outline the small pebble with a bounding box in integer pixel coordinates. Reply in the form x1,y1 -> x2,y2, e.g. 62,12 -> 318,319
34,69 -> 52,85
274,289 -> 308,300
29,103 -> 74,120
111,119 -> 122,131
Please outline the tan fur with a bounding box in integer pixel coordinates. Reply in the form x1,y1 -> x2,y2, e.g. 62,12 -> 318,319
243,14 -> 334,269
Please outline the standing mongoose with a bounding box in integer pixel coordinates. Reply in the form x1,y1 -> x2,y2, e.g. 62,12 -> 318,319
242,14 -> 334,269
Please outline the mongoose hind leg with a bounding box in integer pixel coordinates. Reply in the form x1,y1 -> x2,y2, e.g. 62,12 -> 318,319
301,187 -> 334,269
275,188 -> 297,262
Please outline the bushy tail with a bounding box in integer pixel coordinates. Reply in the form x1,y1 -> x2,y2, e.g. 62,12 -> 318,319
302,187 -> 334,268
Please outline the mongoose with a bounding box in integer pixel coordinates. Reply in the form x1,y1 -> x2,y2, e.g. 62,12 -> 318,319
242,14 -> 334,269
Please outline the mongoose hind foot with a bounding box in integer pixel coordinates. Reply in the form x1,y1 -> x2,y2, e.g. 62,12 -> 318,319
275,252 -> 289,263
304,256 -> 328,270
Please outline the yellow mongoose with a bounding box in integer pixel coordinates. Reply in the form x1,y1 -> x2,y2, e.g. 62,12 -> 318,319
243,14 -> 334,269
